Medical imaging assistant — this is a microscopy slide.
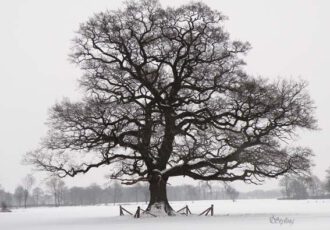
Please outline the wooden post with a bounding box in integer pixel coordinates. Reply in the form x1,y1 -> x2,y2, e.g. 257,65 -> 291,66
120,205 -> 124,216
210,204 -> 214,216
134,206 -> 141,218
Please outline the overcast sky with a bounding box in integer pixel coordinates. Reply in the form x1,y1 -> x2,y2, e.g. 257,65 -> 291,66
0,0 -> 330,192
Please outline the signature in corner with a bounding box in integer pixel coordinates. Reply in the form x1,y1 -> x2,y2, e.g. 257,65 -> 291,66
269,215 -> 295,225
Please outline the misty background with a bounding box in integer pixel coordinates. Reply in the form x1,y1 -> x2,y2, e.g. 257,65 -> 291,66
0,0 -> 330,193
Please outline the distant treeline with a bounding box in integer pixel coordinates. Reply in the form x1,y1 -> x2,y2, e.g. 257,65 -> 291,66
0,176 -> 283,208
278,175 -> 330,200
2,171 -> 330,209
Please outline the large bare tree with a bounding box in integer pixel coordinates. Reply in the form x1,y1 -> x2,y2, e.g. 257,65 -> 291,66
26,0 -> 316,215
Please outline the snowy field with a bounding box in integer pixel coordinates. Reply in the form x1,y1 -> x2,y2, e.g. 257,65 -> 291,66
1,199 -> 330,230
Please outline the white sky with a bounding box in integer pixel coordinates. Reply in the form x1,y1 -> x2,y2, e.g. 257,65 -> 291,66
0,0 -> 330,192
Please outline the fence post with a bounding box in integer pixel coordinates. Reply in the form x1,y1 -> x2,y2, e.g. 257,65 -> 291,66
119,205 -> 124,216
134,206 -> 141,218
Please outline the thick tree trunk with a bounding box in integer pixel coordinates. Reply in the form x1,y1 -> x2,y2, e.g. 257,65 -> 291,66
146,172 -> 175,216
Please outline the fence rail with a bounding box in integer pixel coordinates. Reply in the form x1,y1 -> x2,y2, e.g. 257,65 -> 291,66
176,205 -> 192,215
119,205 -> 133,216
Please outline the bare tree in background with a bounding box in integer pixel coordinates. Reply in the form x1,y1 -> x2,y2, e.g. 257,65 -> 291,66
32,187 -> 44,207
46,176 -> 66,207
1,201 -> 10,212
289,179 -> 308,199
279,175 -> 291,198
224,184 -> 239,202
14,186 -> 24,207
325,167 -> 330,194
25,0 -> 316,215
111,181 -> 122,205
304,175 -> 324,197
0,185 -> 11,212
22,174 -> 35,208
279,175 -> 309,199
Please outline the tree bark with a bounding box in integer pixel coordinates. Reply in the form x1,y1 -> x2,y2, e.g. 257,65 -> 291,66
146,172 -> 175,216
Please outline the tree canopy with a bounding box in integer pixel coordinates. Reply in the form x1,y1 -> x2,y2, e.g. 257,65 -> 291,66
25,0 -> 316,214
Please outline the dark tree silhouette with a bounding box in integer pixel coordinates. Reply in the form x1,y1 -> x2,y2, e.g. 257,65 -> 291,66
25,0 -> 316,215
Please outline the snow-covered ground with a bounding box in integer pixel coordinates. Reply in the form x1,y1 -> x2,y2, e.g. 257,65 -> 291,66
1,199 -> 329,230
